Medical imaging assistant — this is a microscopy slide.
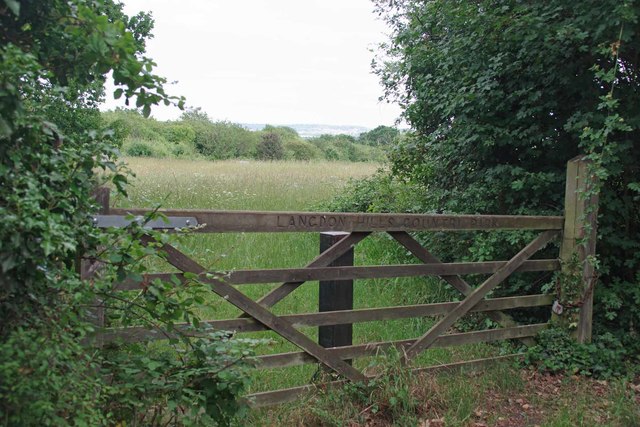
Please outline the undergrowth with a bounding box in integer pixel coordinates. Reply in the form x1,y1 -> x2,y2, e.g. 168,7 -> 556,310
524,328 -> 640,380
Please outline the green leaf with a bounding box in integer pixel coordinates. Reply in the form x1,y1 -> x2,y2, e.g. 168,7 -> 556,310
4,0 -> 20,16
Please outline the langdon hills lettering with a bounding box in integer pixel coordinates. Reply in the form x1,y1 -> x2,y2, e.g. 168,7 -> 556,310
276,215 -> 499,230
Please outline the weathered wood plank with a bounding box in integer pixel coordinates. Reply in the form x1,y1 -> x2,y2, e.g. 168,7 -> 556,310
318,232 -> 354,355
109,208 -> 563,233
559,156 -> 599,343
245,354 -> 522,407
390,231 -> 473,294
402,230 -> 559,363
240,232 -> 370,317
141,236 -> 366,383
97,294 -> 554,343
225,259 -> 560,284
389,231 -> 539,346
82,187 -> 110,345
256,324 -> 546,369
114,273 -> 187,291
113,260 -> 560,290
410,353 -> 522,375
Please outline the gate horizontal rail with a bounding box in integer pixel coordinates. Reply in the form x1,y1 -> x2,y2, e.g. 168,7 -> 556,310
113,260 -> 559,290
97,294 -> 554,344
108,208 -> 563,232
246,354 -> 521,407
255,323 -> 548,370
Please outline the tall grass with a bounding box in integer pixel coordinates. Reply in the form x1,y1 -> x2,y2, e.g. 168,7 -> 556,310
116,157 -> 511,394
117,157 -> 378,211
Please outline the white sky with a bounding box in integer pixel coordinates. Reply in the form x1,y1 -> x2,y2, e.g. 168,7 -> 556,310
102,0 -> 402,128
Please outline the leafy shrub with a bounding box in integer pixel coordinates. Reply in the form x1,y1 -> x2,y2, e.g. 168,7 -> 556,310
179,111 -> 257,159
124,138 -> 198,159
284,139 -> 321,161
256,131 -> 284,160
324,146 -> 340,161
0,2 -> 255,425
358,125 -> 400,146
326,171 -> 427,214
349,143 -> 386,162
262,124 -> 300,142
163,122 -> 196,143
524,328 -> 638,379
124,139 -> 155,157
372,0 -> 640,356
308,134 -> 385,162
170,139 -> 198,158
309,134 -> 352,161
0,324 -> 104,425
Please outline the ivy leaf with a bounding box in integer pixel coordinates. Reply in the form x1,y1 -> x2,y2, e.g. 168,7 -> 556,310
628,182 -> 640,194
4,0 -> 20,16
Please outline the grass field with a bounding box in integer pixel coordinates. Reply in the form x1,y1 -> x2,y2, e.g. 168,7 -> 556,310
116,157 -> 639,425
115,158 -> 501,392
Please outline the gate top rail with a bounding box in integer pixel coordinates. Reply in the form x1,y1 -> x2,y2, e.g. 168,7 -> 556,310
106,208 -> 563,233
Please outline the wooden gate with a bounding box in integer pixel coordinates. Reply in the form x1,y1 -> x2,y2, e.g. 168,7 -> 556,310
86,156 -> 597,406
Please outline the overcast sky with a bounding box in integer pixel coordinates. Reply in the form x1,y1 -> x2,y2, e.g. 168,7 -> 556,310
102,0 -> 402,128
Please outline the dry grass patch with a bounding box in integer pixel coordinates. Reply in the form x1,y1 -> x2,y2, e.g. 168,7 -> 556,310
246,363 -> 640,427
118,157 -> 380,210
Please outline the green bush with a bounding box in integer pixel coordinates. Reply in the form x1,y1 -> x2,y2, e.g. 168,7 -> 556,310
256,131 -> 285,160
283,139 -> 321,161
326,171 -> 426,214
0,325 -> 104,425
358,125 -> 400,146
371,0 -> 640,355
163,122 -> 196,143
124,139 -> 155,157
524,328 -> 638,379
186,119 -> 257,159
1,2 -> 255,425
104,109 -> 166,141
307,134 -> 384,162
170,139 -> 198,158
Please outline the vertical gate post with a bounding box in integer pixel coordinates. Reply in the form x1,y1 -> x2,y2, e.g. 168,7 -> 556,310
559,156 -> 599,343
318,232 -> 354,356
82,187 -> 110,343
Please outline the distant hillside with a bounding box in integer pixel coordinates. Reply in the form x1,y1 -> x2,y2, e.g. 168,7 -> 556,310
101,109 -> 389,162
242,123 -> 369,138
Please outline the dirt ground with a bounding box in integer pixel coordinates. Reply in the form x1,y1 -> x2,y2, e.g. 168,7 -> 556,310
418,371 -> 640,427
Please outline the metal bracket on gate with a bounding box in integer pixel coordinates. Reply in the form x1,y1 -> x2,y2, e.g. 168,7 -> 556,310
92,215 -> 198,230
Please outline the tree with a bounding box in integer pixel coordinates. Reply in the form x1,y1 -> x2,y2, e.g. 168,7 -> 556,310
179,109 -> 259,159
257,131 -> 285,160
1,1 -> 255,424
373,0 -> 640,345
358,125 -> 399,146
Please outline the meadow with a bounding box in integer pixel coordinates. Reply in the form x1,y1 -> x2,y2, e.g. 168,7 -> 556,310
115,158 -> 499,391
117,157 -> 639,425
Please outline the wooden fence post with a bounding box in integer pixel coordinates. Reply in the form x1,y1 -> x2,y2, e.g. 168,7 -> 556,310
558,156 -> 599,343
318,232 -> 354,357
82,187 -> 110,342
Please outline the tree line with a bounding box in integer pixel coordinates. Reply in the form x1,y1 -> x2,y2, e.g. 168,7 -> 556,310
103,108 -> 401,162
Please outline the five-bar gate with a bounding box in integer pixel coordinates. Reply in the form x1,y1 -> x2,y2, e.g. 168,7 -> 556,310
86,156 -> 598,406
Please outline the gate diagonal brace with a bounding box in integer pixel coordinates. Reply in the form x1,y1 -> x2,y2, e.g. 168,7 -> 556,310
401,230 -> 559,364
238,231 -> 370,318
388,231 -> 536,346
139,235 -> 367,383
